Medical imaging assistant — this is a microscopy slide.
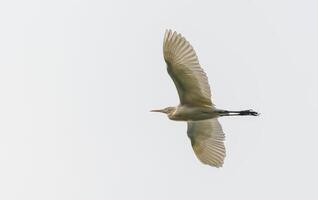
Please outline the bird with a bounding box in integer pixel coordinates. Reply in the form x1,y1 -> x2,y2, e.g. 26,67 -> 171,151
151,29 -> 259,168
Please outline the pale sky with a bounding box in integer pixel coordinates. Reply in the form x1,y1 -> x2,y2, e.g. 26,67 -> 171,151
0,0 -> 317,199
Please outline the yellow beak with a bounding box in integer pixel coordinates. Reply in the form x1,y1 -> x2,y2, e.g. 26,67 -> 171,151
150,109 -> 164,113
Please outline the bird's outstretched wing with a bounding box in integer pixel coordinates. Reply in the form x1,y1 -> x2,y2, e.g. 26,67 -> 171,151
187,119 -> 226,167
163,30 -> 213,107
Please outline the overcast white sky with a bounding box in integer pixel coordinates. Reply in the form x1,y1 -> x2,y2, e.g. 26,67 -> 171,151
0,0 -> 318,199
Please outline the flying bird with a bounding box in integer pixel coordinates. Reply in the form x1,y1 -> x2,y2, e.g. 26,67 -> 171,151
151,30 -> 259,167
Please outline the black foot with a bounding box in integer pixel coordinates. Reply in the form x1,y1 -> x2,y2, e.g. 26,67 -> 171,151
240,109 -> 259,116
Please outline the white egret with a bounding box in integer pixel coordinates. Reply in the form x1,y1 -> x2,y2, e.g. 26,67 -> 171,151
151,30 -> 259,167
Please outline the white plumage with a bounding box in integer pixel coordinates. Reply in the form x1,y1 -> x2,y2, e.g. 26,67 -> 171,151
151,30 -> 259,167
163,30 -> 212,107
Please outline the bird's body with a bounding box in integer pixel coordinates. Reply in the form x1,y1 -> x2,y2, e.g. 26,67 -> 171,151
151,30 -> 259,167
159,105 -> 217,121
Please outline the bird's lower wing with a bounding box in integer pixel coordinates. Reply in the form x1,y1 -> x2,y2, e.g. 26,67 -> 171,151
187,119 -> 226,167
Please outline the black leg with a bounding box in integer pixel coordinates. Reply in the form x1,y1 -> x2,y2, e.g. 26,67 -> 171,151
217,109 -> 259,117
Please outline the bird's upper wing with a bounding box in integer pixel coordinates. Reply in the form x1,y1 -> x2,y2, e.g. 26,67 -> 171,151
187,119 -> 226,167
163,30 -> 213,107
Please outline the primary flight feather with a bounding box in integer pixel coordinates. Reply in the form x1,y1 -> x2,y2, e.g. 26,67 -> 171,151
151,30 -> 259,167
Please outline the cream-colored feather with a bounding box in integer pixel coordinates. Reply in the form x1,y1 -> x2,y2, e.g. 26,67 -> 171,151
163,29 -> 213,107
187,119 -> 226,167
152,30 -> 258,167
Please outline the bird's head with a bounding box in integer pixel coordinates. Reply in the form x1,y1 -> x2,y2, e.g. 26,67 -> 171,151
150,106 -> 176,115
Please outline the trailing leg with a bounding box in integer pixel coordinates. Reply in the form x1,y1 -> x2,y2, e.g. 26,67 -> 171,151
217,109 -> 259,117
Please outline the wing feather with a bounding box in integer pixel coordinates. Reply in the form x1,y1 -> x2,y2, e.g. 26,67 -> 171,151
187,119 -> 226,167
163,29 -> 213,107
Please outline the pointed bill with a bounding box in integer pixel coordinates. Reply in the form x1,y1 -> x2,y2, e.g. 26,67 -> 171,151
150,109 -> 164,113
